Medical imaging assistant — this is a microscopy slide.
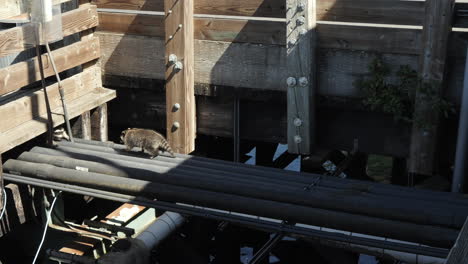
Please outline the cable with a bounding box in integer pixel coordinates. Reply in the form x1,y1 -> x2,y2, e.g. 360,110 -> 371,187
32,191 -> 62,264
0,189 -> 7,221
44,41 -> 74,143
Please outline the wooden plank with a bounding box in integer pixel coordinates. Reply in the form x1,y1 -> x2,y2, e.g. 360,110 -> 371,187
286,0 -> 316,154
0,4 -> 99,58
0,87 -> 116,153
91,103 -> 109,141
97,12 -> 286,45
0,37 -> 101,97
98,32 -> 434,96
317,0 -> 425,25
446,217 -> 468,264
164,0 -> 196,154
408,0 -> 455,176
92,0 -> 285,17
0,67 -> 99,134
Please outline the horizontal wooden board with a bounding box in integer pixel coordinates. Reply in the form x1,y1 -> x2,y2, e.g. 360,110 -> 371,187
98,32 -> 422,94
97,12 -> 286,45
97,12 -> 427,49
0,67 -> 100,134
92,0 -> 285,17
0,87 -> 116,153
0,37 -> 101,96
0,4 -> 99,58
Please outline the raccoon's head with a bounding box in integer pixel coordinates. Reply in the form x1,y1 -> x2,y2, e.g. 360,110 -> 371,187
120,128 -> 131,143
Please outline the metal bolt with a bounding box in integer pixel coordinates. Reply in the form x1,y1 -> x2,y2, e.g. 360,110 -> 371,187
297,2 -> 306,12
173,103 -> 181,111
169,35 -> 173,40
173,122 -> 180,129
297,16 -> 306,26
178,24 -> 183,29
174,61 -> 183,71
299,77 -> 308,86
169,54 -> 178,64
288,39 -> 297,47
287,77 -> 297,87
294,118 -> 303,127
299,28 -> 307,36
168,10 -> 172,14
294,135 -> 302,144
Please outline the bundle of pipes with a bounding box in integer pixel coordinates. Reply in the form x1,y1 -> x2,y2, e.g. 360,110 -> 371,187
3,140 -> 468,249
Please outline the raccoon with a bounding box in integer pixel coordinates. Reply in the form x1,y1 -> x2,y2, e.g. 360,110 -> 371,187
120,128 -> 175,158
53,127 -> 70,141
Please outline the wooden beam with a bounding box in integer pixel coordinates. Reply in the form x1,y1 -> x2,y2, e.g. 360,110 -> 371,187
81,111 -> 92,140
0,67 -> 100,134
0,4 -> 99,58
446,217 -> 468,264
164,0 -> 196,154
0,37 -> 101,97
92,0 -> 285,17
97,12 -> 286,45
408,0 -> 455,176
286,0 -> 316,154
91,104 -> 109,142
0,87 -> 116,153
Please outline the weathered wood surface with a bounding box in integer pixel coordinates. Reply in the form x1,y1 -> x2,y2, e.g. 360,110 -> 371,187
0,4 -> 99,58
98,32 -> 429,96
0,88 -> 116,153
97,12 -> 286,45
81,111 -> 92,140
164,0 -> 196,154
0,68 -> 99,134
0,37 -> 101,97
91,104 -> 108,141
286,0 -> 316,154
409,0 -> 455,176
446,217 -> 468,264
91,0 -> 431,25
110,88 -> 411,157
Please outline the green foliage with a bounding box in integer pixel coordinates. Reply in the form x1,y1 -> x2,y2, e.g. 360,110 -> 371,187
354,58 -> 454,127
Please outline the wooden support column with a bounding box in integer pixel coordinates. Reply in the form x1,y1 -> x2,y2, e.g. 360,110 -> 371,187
409,0 -> 455,176
91,104 -> 108,142
286,0 -> 316,154
164,0 -> 196,154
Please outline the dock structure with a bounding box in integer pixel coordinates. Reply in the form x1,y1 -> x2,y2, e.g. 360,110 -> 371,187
0,0 -> 468,263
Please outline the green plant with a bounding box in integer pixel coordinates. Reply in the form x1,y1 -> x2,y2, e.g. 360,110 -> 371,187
354,58 -> 454,127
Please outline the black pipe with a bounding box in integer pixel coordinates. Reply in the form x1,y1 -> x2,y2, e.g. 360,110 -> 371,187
3,173 -> 450,257
3,159 -> 458,248
17,151 -> 468,229
58,141 -> 468,203
46,144 -> 468,211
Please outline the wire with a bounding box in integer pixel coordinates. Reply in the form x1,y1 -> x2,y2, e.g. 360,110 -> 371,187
32,191 -> 62,264
0,188 -> 7,221
44,41 -> 74,143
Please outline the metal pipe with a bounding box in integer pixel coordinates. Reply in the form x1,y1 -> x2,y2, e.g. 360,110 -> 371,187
17,151 -> 468,230
136,212 -> 185,249
59,141 -> 468,204
2,159 -> 459,248
452,46 -> 468,193
44,41 -> 74,143
2,173 -> 450,258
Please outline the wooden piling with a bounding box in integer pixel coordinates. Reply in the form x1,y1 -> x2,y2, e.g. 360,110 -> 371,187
164,0 -> 196,154
286,0 -> 316,155
408,0 -> 455,176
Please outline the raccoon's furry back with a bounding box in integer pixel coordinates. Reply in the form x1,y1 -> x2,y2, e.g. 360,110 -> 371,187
121,128 -> 175,157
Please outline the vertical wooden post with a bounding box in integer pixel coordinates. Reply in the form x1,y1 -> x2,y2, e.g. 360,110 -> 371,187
409,0 -> 455,176
164,0 -> 196,154
286,0 -> 316,155
81,111 -> 92,140
91,104 -> 108,142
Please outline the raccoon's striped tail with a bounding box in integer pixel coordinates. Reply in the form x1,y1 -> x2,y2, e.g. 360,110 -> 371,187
160,139 -> 176,158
